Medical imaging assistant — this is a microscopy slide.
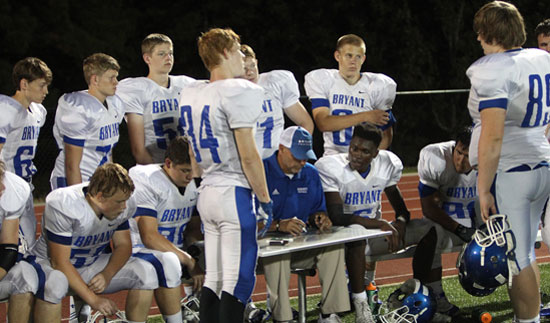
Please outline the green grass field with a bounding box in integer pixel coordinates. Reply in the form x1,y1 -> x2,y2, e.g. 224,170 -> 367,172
145,263 -> 550,322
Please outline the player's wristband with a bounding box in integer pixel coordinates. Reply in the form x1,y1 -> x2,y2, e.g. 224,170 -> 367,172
275,220 -> 281,232
396,215 -> 408,223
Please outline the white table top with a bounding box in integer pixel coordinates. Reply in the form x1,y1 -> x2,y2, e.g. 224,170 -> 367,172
258,225 -> 391,258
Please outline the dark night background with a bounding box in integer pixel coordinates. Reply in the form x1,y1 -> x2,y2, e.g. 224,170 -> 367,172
0,0 -> 548,197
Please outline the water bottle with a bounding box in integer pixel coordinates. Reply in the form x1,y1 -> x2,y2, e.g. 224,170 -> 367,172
472,309 -> 492,323
366,282 -> 381,314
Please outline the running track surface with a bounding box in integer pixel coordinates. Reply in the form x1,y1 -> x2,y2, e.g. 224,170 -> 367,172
1,174 -> 548,321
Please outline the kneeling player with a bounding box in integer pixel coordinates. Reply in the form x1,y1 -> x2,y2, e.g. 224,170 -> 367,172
28,163 -> 162,322
0,161 -> 67,322
129,136 -> 204,323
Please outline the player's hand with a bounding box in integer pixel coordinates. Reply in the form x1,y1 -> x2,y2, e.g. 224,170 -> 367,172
257,201 -> 273,237
479,191 -> 497,222
313,213 -> 332,233
454,224 -> 477,243
188,259 -> 205,293
378,220 -> 400,252
364,110 -> 389,126
88,272 -> 110,294
280,217 -> 307,236
90,296 -> 118,316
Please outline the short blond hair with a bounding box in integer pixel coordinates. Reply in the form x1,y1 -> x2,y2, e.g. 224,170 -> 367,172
198,28 -> 241,71
88,163 -> 134,198
142,33 -> 173,55
474,1 -> 526,49
83,53 -> 120,85
240,44 -> 256,59
336,34 -> 366,52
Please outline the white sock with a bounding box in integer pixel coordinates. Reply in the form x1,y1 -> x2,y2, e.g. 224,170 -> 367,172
163,311 -> 183,323
364,270 -> 375,285
351,291 -> 367,300
184,285 -> 194,297
515,315 -> 540,323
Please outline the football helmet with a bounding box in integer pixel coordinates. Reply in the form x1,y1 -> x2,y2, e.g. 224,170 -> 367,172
379,278 -> 435,323
457,214 -> 519,296
181,294 -> 200,323
86,310 -> 126,323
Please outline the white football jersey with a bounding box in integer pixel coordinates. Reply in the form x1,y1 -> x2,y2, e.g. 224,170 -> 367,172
128,164 -> 198,249
0,171 -> 31,225
467,48 -> 550,171
304,69 -> 396,155
418,141 -> 477,227
315,150 -> 402,219
30,183 -> 135,268
117,76 -> 196,162
50,91 -> 125,188
179,79 -> 264,188
255,70 -> 300,158
0,95 -> 46,181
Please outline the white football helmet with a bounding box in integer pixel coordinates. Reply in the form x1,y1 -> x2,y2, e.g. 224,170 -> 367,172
86,310 -> 126,323
181,294 -> 200,322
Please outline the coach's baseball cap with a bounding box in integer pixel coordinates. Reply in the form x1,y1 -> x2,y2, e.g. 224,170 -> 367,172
279,126 -> 317,161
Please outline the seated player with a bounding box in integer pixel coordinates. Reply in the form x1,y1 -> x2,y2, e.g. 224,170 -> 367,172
129,136 -> 205,323
316,123 -> 433,322
117,33 -> 196,164
412,127 -> 477,319
259,126 -> 350,323
50,53 -> 125,190
28,163 -> 167,322
0,160 -> 67,323
240,44 -> 314,158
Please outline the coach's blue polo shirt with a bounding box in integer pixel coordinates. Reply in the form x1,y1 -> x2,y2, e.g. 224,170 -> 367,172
263,152 -> 326,223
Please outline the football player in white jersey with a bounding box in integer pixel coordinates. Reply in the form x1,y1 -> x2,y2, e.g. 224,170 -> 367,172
536,19 -> 550,53
179,28 -> 272,323
0,57 -> 51,248
30,163 -> 167,322
129,136 -> 204,323
304,34 -> 395,156
117,33 -> 196,164
50,53 -> 125,190
413,127 -> 477,318
468,2 -> 550,321
0,160 -> 67,323
240,44 -> 314,158
316,123 -> 434,322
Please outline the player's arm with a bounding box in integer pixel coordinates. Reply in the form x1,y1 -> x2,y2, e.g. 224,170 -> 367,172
420,191 -> 459,232
234,127 -> 270,203
284,102 -> 314,134
64,143 -> 84,186
384,184 -> 410,238
91,229 -> 132,292
0,218 -> 20,280
312,106 -> 389,132
379,127 -> 393,150
49,240 -> 117,315
126,113 -> 154,164
477,108 -> 505,221
0,143 -> 4,154
184,213 -> 204,246
137,216 -> 196,268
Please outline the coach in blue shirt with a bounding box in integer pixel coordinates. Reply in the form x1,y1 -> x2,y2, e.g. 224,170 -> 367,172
260,126 -> 350,323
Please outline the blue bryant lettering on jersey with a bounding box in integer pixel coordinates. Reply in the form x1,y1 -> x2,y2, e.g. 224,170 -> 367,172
254,70 -> 301,158
129,164 -> 198,249
50,91 -> 125,189
0,95 -> 47,181
418,141 -> 477,227
117,76 -> 195,162
305,69 -> 397,156
30,183 -> 135,268
316,150 -> 402,219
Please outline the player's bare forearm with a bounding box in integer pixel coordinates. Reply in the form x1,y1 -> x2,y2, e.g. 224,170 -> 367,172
234,128 -> 270,203
285,102 -> 314,134
126,113 -> 154,164
384,185 -> 410,222
379,127 -> 393,150
49,241 -> 99,305
477,108 -> 505,219
312,107 -> 389,132
64,143 -> 84,186
100,230 -> 131,282
420,194 -> 459,232
184,216 -> 204,246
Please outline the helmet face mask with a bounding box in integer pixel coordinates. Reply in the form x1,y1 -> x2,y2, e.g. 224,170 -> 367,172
378,279 -> 435,323
457,214 -> 519,296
